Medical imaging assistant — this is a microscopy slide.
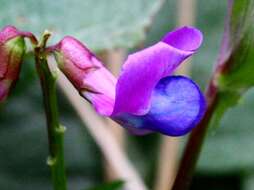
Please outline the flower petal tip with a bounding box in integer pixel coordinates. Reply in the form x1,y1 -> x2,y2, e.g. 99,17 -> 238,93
162,26 -> 203,52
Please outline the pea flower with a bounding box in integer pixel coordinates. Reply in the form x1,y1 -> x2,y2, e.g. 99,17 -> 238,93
0,26 -> 36,102
49,26 -> 206,136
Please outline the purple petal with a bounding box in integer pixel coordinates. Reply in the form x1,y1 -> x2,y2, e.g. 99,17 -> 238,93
112,76 -> 206,136
162,26 -> 203,51
112,26 -> 203,116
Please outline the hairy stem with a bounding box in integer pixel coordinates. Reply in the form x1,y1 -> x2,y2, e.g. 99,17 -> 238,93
34,32 -> 67,190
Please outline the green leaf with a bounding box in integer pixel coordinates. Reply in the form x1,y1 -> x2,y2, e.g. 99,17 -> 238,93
87,180 -> 124,190
0,0 -> 164,51
218,0 -> 254,88
208,91 -> 241,129
209,0 -> 254,128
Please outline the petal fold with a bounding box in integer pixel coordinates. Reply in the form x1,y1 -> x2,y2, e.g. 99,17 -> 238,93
162,26 -> 203,51
112,26 -> 203,116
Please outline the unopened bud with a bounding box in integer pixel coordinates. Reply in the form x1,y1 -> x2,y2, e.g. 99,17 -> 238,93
48,36 -> 116,115
0,26 -> 33,102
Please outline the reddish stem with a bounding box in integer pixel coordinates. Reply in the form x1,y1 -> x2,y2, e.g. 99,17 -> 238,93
171,79 -> 219,190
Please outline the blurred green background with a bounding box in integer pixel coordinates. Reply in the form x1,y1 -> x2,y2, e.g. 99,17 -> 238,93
0,0 -> 253,190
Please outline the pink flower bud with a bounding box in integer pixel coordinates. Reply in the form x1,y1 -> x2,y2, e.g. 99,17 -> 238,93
49,36 -> 116,115
0,26 -> 34,102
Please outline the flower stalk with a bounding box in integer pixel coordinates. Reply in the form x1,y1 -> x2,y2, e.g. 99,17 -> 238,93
171,80 -> 219,190
34,31 -> 67,190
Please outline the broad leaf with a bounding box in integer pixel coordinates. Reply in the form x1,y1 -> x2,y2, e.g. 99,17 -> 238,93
0,0 -> 164,51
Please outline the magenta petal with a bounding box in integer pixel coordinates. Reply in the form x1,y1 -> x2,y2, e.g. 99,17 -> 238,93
0,26 -> 20,79
0,26 -> 20,43
112,26 -> 203,116
50,36 -> 117,116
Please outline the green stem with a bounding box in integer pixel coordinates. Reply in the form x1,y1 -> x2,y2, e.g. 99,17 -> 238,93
34,31 -> 67,190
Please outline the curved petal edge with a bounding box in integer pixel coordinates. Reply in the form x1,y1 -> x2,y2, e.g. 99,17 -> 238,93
113,26 -> 203,116
112,76 -> 206,136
